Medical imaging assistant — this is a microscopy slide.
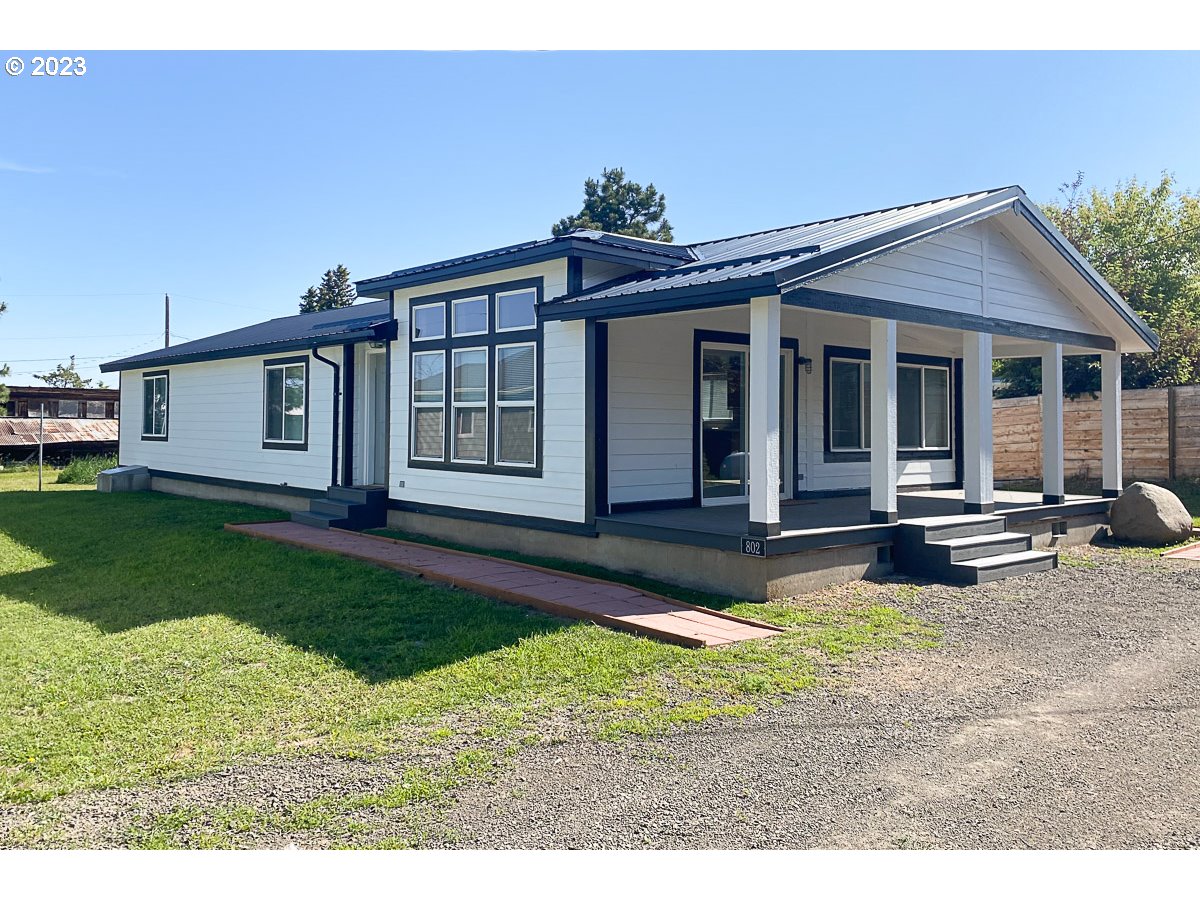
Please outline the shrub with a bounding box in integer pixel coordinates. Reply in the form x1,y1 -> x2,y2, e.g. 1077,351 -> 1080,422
55,454 -> 119,485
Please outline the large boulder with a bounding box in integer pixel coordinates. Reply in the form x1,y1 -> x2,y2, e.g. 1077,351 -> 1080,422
1108,482 -> 1194,546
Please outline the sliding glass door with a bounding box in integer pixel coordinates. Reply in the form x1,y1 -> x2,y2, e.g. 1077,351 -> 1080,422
699,343 -> 793,506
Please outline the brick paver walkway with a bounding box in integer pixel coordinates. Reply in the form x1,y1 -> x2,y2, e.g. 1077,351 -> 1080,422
1163,541 -> 1200,561
225,521 -> 784,648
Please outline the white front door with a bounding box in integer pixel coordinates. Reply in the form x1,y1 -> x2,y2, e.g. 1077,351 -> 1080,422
362,349 -> 388,486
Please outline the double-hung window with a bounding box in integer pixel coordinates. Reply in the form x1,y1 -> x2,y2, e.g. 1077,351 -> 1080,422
411,351 -> 445,460
263,358 -> 308,450
141,371 -> 169,440
452,348 -> 488,462
407,280 -> 540,472
828,351 -> 951,454
495,343 -> 536,466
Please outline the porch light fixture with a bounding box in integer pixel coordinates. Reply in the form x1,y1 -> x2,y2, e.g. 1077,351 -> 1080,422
368,340 -> 385,349
798,356 -> 813,374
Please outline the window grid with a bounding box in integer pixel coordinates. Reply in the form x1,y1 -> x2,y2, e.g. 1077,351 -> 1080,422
406,277 -> 542,473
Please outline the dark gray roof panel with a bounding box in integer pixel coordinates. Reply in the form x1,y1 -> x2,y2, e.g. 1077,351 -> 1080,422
100,300 -> 393,372
545,188 -> 1022,310
356,229 -> 693,292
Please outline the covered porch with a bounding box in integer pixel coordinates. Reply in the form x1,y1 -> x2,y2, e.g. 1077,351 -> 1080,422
598,488 -> 1110,554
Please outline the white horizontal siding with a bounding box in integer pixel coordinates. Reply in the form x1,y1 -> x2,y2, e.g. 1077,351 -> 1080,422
811,219 -> 1101,337
813,227 -> 985,315
985,225 -> 1096,332
606,315 -> 694,504
390,260 -> 587,523
118,350 -> 341,492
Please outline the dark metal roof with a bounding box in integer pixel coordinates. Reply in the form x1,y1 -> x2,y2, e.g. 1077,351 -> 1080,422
545,188 -> 1022,313
537,185 -> 1158,352
355,229 -> 694,297
100,300 -> 394,372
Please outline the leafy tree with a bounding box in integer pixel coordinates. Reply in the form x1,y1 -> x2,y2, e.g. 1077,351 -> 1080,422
995,173 -> 1200,397
35,356 -> 93,389
299,264 -> 357,313
552,167 -> 674,242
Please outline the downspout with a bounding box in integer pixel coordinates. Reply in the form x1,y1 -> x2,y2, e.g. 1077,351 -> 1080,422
311,347 -> 341,488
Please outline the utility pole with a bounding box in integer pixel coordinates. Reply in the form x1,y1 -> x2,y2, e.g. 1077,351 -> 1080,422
165,293 -> 171,348
37,403 -> 44,492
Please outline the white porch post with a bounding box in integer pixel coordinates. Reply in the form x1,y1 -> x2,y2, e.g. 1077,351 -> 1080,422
870,318 -> 898,524
748,294 -> 782,537
1042,342 -> 1065,505
962,331 -> 994,514
1102,349 -> 1123,498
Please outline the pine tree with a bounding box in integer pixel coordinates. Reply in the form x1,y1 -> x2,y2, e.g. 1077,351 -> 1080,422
298,264 -> 357,313
553,167 -> 673,242
35,355 -> 92,388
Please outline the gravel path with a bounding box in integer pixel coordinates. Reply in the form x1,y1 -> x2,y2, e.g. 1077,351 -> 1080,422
440,550 -> 1200,849
4,548 -> 1198,848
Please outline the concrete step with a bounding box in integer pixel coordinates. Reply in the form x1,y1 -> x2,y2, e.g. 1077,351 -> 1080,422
328,485 -> 387,507
949,549 -> 1058,584
311,498 -> 355,519
930,531 -> 1032,563
902,514 -> 1007,543
291,510 -> 346,530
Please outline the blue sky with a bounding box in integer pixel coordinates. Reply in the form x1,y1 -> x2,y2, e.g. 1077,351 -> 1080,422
2,51 -> 1198,383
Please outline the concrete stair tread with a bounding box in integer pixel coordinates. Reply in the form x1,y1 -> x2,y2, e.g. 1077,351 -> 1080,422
955,549 -> 1057,569
930,531 -> 1030,548
901,514 -> 1003,528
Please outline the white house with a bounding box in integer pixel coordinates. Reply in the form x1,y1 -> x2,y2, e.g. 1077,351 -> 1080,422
101,187 -> 1157,599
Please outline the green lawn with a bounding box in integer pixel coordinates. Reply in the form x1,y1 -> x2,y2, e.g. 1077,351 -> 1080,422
0,475 -> 936,844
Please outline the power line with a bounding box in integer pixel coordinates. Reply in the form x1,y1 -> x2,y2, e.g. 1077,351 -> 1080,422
1,332 -> 162,341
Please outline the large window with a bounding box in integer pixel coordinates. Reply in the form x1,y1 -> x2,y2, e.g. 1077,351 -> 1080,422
142,371 -> 168,440
828,352 -> 951,454
263,358 -> 308,450
407,278 -> 541,472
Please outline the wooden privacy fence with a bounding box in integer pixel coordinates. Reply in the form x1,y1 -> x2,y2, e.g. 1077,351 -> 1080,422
993,385 -> 1200,483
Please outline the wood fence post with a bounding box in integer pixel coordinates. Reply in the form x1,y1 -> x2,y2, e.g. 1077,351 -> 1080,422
1168,386 -> 1178,481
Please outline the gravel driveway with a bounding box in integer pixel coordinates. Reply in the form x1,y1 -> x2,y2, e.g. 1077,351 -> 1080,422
4,547 -> 1198,848
441,549 -> 1200,849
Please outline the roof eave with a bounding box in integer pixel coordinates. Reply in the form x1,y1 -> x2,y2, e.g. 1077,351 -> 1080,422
99,320 -> 397,373
356,239 -> 682,299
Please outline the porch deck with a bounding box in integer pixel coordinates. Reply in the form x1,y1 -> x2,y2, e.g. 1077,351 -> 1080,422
597,489 -> 1110,555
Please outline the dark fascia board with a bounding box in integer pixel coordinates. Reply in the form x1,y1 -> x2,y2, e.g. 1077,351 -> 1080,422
1012,199 -> 1159,352
356,240 -> 682,299
785,286 -> 1117,351
538,275 -> 781,322
100,321 -> 396,373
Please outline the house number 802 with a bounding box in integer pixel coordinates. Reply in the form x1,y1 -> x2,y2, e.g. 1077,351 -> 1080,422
32,56 -> 87,76
741,538 -> 766,558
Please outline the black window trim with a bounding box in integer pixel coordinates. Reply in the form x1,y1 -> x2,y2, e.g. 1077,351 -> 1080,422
261,355 -> 310,452
822,344 -> 955,464
406,276 -> 544,478
140,369 -> 170,442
